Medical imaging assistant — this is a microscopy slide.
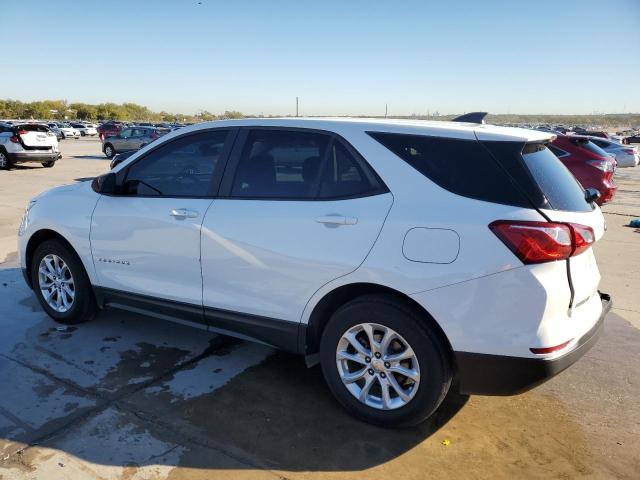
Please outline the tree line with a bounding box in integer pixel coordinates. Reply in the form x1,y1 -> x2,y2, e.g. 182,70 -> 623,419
0,99 -> 243,123
1,98 -> 637,128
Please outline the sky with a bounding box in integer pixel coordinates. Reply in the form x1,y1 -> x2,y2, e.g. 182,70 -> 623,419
2,0 -> 639,116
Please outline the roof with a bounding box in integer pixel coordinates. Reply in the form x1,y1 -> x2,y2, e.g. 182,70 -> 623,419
175,117 -> 554,143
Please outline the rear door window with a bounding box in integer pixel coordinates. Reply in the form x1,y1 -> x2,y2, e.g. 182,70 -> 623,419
317,141 -> 383,198
230,129 -> 330,199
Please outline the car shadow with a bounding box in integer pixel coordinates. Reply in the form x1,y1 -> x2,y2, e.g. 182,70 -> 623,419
68,155 -> 107,161
0,265 -> 469,473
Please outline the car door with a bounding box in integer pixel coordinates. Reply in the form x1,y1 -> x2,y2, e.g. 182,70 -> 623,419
200,128 -> 393,349
113,128 -> 132,150
91,129 -> 235,323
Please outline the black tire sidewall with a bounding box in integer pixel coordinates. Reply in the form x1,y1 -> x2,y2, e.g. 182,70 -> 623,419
320,295 -> 451,427
0,150 -> 11,170
31,240 -> 95,324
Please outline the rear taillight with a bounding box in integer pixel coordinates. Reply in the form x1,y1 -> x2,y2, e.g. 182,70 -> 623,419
569,222 -> 595,256
586,160 -> 614,172
9,135 -> 19,143
489,220 -> 594,264
16,130 -> 28,136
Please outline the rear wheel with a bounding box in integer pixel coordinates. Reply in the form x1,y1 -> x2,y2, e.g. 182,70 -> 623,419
31,239 -> 97,324
0,150 -> 11,170
104,144 -> 115,158
320,294 -> 452,427
42,161 -> 55,168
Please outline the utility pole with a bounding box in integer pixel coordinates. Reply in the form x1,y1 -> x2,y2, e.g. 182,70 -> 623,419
385,104 -> 388,118
296,97 -> 299,117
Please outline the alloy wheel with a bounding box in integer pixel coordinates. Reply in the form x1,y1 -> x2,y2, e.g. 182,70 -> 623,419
336,323 -> 420,410
38,254 -> 75,313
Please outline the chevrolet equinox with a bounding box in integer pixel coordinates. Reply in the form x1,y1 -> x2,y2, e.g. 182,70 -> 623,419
18,117 -> 611,426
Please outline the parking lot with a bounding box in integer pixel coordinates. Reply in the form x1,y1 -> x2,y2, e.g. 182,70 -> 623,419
0,137 -> 639,479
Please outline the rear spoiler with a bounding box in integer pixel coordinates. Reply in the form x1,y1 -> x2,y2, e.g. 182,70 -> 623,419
452,112 -> 488,124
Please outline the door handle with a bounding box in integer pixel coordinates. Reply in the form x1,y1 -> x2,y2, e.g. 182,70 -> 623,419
315,215 -> 358,226
170,208 -> 199,219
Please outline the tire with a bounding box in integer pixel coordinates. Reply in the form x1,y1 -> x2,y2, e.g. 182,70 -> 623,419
42,161 -> 55,168
0,150 -> 12,170
320,294 -> 452,427
103,144 -> 115,158
31,239 -> 97,325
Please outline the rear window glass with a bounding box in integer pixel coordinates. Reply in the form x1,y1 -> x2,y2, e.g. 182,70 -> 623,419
16,124 -> 49,132
521,143 -> 591,212
368,132 -> 530,207
572,138 -> 608,158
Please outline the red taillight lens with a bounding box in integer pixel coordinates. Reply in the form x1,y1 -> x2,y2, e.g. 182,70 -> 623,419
568,223 -> 595,256
9,135 -> 19,143
489,220 -> 595,264
17,130 -> 28,136
489,221 -> 572,264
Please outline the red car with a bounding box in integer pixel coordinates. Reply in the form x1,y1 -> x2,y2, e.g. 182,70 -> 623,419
548,135 -> 616,205
96,121 -> 125,142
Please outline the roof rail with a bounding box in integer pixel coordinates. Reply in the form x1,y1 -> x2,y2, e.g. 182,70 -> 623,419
452,112 -> 488,124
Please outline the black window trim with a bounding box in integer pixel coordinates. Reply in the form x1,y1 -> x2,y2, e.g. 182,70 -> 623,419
110,127 -> 239,199
218,126 -> 389,201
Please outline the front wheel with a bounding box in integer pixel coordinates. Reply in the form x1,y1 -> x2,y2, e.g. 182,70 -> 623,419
42,161 -> 55,168
104,144 -> 115,158
31,239 -> 97,324
320,294 -> 452,427
0,150 -> 11,170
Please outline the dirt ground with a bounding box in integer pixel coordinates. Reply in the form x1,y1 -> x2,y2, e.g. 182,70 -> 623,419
0,137 -> 638,479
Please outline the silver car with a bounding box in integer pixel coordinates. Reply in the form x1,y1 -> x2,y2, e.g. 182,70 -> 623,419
102,126 -> 168,158
587,136 -> 639,168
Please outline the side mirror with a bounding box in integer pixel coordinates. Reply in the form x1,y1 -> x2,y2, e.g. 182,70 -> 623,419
584,188 -> 600,204
91,172 -> 119,194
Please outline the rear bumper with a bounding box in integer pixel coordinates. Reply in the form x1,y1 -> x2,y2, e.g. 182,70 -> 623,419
7,152 -> 61,163
454,292 -> 612,395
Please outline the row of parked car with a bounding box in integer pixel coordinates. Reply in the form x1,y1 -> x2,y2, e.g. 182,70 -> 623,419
44,121 -> 98,141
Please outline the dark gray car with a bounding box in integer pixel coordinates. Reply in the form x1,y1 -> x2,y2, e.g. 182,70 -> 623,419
102,126 -> 168,158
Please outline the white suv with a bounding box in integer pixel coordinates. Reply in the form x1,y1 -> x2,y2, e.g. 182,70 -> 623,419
17,117 -> 611,426
0,123 -> 61,169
